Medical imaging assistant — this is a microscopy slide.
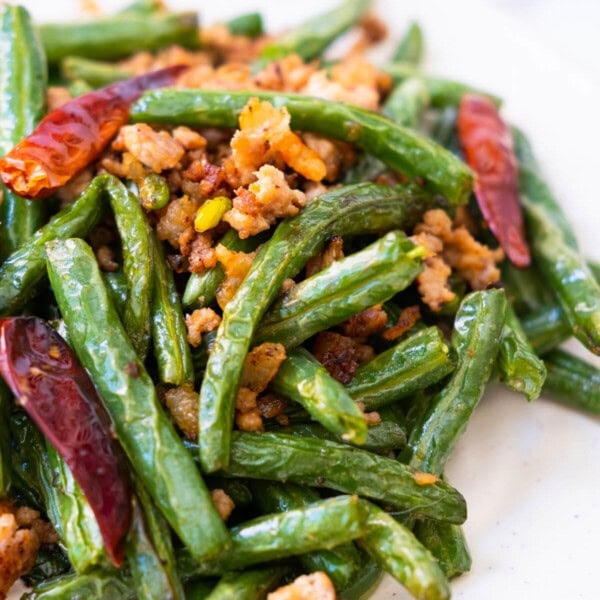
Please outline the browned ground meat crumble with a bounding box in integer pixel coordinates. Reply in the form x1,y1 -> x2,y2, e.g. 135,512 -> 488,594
413,209 -> 504,311
0,503 -> 57,599
382,305 -> 422,341
268,571 -> 336,600
210,489 -> 235,522
234,342 -> 287,432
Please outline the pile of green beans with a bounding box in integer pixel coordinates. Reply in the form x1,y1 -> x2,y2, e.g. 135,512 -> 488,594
0,2 -> 598,600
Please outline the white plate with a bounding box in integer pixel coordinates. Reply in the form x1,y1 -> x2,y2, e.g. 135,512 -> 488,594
11,1 -> 600,599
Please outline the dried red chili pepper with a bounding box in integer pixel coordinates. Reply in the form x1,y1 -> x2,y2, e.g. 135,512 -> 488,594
0,65 -> 187,200
0,316 -> 132,566
457,93 -> 531,268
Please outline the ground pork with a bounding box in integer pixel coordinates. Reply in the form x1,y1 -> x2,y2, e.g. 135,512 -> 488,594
359,12 -> 389,44
268,572 -> 336,600
116,124 -> 185,173
235,343 -> 287,432
156,194 -> 200,250
235,391 -> 263,432
253,54 -> 318,92
163,384 -> 198,440
382,305 -> 421,341
199,23 -> 266,64
0,504 -> 57,600
341,304 -> 388,340
228,98 -> 326,185
185,308 -> 221,347
45,86 -> 71,111
313,331 -> 358,384
224,165 -> 306,238
302,68 -> 380,112
186,232 -> 218,274
210,489 -> 235,522
305,236 -> 344,278
172,126 -> 207,151
215,244 -> 257,309
302,134 -> 355,182
118,44 -> 213,78
178,62 -> 255,91
257,393 -> 288,423
240,343 -> 287,394
414,209 -> 504,300
95,245 -> 119,272
356,401 -> 382,426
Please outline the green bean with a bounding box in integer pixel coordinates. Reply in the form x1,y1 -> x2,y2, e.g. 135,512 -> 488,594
109,183 -> 153,360
414,521 -> 472,580
260,0 -> 371,62
225,13 -> 264,38
338,555 -> 382,600
178,495 -> 371,576
426,107 -> 459,154
588,259 -> 600,283
401,293 -> 504,582
206,568 -> 289,600
102,269 -> 128,319
25,570 -> 132,600
275,421 -> 407,453
209,432 -> 467,523
256,232 -> 423,347
344,73 -> 430,184
249,481 -> 362,589
61,56 -> 132,87
9,413 -> 107,573
38,11 -> 199,63
271,348 -> 367,444
407,290 -> 507,475
185,580 -> 218,600
27,495 -> 367,598
0,174 -> 108,317
132,89 -> 473,205
501,261 -> 554,315
513,128 -> 579,249
524,257 -> 599,323
44,443 -> 108,573
542,349 -> 600,415
139,173 -> 170,211
0,382 -> 11,496
149,230 -> 194,386
197,182 -> 444,472
45,238 -> 230,561
21,546 -> 71,588
523,197 -> 600,355
67,78 -> 93,97
391,22 -> 424,66
497,304 -> 547,401
134,482 -> 184,599
520,304 -> 571,355
383,77 -> 430,129
346,327 -> 455,411
385,63 -> 502,108
359,504 -> 450,600
0,5 -> 47,263
119,0 -> 164,15
182,230 -> 259,309
126,482 -> 185,600
511,126 -> 540,172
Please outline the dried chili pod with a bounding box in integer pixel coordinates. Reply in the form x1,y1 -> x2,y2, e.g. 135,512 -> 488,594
0,65 -> 187,200
0,316 -> 132,566
457,93 -> 530,267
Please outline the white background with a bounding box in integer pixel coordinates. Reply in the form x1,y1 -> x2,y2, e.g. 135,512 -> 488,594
11,1 -> 600,599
